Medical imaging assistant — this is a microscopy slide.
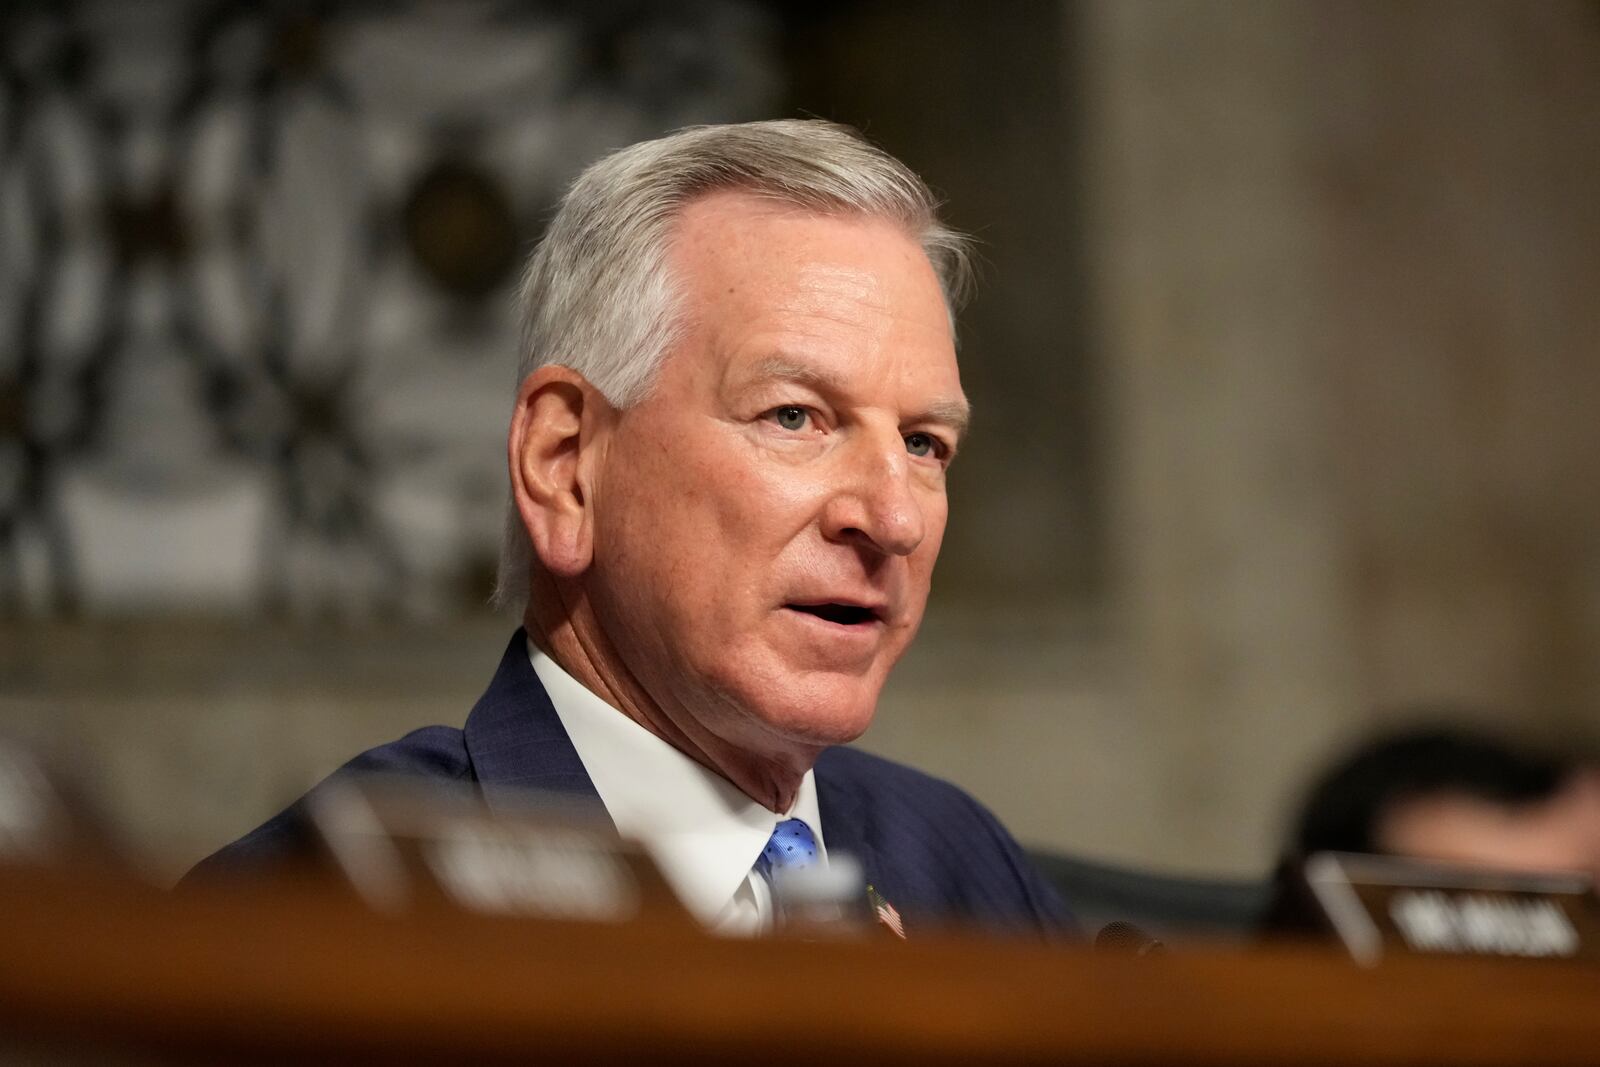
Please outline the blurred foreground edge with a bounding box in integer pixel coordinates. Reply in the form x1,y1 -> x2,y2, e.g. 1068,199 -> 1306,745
1,859 -> 1598,1066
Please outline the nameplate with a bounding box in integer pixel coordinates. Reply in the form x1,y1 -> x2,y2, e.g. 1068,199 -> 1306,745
1302,851 -> 1600,965
305,776 -> 687,926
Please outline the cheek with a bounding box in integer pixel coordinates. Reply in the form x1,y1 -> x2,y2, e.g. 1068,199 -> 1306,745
921,493 -> 950,552
683,436 -> 830,551
910,493 -> 950,571
599,436 -> 801,610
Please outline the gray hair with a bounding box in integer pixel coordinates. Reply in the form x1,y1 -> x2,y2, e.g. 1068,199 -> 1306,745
495,118 -> 972,611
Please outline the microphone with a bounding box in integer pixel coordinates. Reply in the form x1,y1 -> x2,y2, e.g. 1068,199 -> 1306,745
1095,920 -> 1166,956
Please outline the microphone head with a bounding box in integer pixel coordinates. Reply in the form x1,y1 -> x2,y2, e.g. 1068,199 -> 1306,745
1095,920 -> 1166,956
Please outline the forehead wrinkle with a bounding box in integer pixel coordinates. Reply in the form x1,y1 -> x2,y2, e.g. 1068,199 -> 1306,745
791,261 -> 886,309
758,266 -> 894,341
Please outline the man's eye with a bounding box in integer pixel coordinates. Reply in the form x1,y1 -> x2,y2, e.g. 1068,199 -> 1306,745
905,432 -> 942,459
771,406 -> 809,431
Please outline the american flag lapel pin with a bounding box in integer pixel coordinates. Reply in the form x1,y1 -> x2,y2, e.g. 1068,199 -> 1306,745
866,884 -> 906,939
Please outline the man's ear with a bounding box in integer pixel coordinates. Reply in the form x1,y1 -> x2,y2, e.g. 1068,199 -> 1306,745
508,365 -> 613,578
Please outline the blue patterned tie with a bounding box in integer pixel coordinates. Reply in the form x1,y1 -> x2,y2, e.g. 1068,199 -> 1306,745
756,817 -> 819,879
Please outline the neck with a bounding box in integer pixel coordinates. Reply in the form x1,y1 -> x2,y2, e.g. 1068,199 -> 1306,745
523,569 -> 815,812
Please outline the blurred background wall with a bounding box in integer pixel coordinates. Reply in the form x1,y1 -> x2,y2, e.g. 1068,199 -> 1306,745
1,0 -> 1597,884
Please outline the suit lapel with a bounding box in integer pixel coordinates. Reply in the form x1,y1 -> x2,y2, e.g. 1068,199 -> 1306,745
815,755 -> 893,906
464,634 -> 905,923
463,629 -> 604,809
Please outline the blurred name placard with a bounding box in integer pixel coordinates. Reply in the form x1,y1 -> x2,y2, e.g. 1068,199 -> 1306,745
1303,851 -> 1600,966
306,776 -> 687,926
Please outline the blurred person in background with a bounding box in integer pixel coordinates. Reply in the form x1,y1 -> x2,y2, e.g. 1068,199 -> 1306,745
1287,723 -> 1600,880
188,119 -> 1070,939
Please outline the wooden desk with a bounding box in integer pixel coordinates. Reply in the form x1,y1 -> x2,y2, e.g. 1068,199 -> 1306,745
0,866 -> 1596,1065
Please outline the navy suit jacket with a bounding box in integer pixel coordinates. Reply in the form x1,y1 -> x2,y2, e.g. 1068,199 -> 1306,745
192,631 -> 1071,936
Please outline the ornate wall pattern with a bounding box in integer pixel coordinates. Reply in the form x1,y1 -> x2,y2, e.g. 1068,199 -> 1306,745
0,1 -> 776,618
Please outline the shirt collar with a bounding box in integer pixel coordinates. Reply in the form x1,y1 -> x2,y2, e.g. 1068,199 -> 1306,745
528,640 -> 825,926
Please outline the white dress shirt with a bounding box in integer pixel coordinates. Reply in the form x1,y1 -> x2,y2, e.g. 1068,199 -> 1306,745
528,641 -> 827,936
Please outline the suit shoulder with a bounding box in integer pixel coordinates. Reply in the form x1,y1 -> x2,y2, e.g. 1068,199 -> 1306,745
182,725 -> 472,885
337,724 -> 473,779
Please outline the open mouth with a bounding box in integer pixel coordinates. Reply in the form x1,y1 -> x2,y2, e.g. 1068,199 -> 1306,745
786,602 -> 881,626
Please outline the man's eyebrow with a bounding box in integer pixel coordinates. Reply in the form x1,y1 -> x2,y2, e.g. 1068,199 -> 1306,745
745,356 -> 971,439
746,356 -> 844,393
919,398 -> 972,440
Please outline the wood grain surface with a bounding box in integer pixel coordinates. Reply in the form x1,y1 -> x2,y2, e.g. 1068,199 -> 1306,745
1,865 -> 1597,1065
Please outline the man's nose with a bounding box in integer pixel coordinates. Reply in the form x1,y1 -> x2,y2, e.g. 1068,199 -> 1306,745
820,434 -> 926,557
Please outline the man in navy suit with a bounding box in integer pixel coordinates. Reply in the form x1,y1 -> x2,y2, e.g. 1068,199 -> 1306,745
196,120 -> 1069,937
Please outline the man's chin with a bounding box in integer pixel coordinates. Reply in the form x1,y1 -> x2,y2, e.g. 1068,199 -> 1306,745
741,675 -> 883,749
698,647 -> 892,750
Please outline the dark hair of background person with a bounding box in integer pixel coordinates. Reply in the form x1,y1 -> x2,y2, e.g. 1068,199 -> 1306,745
1261,719 -> 1587,939
1288,723 -> 1577,857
